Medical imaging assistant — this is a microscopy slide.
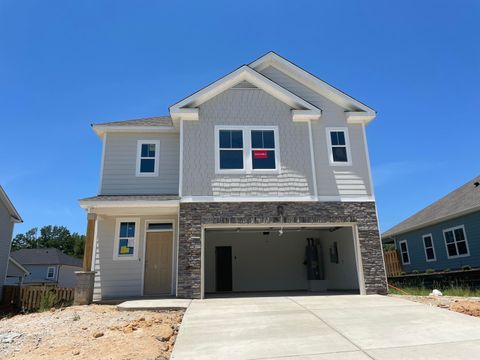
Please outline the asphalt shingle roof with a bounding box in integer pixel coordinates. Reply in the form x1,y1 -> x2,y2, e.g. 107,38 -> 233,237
11,248 -> 83,267
383,175 -> 480,238
92,116 -> 173,127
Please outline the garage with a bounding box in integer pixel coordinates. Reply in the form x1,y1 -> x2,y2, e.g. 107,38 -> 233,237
203,225 -> 363,296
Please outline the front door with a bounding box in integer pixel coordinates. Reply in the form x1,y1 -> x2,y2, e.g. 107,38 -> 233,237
144,232 -> 172,295
215,246 -> 232,292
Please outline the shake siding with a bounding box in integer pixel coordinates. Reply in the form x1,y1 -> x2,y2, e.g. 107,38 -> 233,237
182,88 -> 314,197
100,132 -> 179,195
0,201 -> 14,298
259,66 -> 373,198
395,211 -> 480,272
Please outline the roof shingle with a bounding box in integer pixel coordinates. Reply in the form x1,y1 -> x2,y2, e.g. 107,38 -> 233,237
92,116 -> 173,127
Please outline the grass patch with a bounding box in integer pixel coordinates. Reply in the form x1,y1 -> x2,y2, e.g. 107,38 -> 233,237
389,285 -> 480,297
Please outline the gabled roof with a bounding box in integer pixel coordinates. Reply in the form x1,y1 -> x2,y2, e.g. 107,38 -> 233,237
91,116 -> 176,137
383,175 -> 480,238
169,65 -> 321,122
10,248 -> 83,267
0,185 -> 22,223
8,256 -> 29,276
249,51 -> 376,124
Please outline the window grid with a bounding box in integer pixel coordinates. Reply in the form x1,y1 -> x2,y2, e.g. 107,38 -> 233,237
443,226 -> 469,259
422,234 -> 436,262
399,240 -> 410,265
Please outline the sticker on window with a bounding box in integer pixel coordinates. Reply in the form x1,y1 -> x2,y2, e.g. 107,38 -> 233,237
253,150 -> 268,159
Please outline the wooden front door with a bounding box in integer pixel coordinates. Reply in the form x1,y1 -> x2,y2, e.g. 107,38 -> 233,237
144,232 -> 173,295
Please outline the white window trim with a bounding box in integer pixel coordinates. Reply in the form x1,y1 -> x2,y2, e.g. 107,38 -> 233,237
422,233 -> 437,262
326,127 -> 352,166
214,125 -> 280,174
443,225 -> 470,259
398,240 -> 410,265
136,140 -> 160,177
46,266 -> 56,279
113,218 -> 140,261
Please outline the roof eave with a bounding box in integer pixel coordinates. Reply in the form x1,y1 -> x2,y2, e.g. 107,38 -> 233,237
0,186 -> 22,223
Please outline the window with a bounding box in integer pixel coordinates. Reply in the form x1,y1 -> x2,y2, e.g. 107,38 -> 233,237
422,234 -> 436,261
136,140 -> 160,176
46,266 -> 55,279
218,130 -> 244,170
398,240 -> 410,265
326,128 -> 351,165
215,126 -> 279,173
251,130 -> 276,170
114,219 -> 139,260
443,225 -> 469,258
147,222 -> 173,231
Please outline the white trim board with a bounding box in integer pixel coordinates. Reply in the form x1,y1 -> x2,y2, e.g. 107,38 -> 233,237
169,65 -> 321,122
136,140 -> 160,177
181,195 -> 375,203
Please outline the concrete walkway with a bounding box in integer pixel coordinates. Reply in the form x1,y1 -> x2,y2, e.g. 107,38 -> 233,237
171,294 -> 480,359
117,298 -> 191,311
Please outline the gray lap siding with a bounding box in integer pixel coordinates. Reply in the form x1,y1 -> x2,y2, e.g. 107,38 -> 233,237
177,201 -> 387,298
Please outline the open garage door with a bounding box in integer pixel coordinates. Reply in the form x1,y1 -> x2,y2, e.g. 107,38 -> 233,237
204,226 -> 362,296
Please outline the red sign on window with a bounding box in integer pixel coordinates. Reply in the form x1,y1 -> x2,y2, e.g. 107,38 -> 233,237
253,150 -> 268,159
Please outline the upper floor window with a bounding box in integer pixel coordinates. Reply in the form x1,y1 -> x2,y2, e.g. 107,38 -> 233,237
46,266 -> 55,279
136,140 -> 160,177
215,126 -> 279,173
326,128 -> 351,166
443,225 -> 469,258
114,218 -> 139,260
422,234 -> 436,262
398,240 -> 410,265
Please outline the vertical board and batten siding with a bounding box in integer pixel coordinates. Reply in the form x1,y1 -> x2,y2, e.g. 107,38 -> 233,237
0,200 -> 14,299
259,66 -> 373,198
394,211 -> 480,273
182,88 -> 314,197
92,215 -> 178,300
100,132 -> 179,195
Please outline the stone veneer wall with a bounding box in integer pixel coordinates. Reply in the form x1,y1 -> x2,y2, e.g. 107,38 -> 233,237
178,202 -> 387,298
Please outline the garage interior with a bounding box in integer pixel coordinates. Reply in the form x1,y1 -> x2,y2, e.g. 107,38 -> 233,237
204,226 -> 361,296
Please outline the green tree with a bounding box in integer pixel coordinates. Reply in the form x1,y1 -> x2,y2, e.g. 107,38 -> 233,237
11,228 -> 39,250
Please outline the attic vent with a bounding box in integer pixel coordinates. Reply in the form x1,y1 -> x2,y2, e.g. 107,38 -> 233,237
474,181 -> 480,188
232,81 -> 257,89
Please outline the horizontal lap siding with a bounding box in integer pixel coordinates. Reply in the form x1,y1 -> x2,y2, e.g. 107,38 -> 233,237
259,66 -> 373,198
0,201 -> 14,298
100,132 -> 179,195
395,211 -> 480,272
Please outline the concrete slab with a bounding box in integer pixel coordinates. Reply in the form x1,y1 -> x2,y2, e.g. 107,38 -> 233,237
171,295 -> 480,360
117,298 -> 191,311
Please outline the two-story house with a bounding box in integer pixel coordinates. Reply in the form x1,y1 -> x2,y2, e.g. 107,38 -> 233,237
79,52 -> 387,300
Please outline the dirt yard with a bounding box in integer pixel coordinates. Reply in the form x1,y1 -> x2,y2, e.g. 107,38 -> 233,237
393,295 -> 480,317
0,304 -> 184,360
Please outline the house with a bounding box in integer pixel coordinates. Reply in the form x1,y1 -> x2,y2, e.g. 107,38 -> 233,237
7,248 -> 83,288
382,175 -> 480,273
0,186 -> 23,299
79,51 -> 386,300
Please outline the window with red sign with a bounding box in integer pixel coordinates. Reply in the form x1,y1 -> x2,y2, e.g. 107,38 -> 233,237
251,130 -> 276,170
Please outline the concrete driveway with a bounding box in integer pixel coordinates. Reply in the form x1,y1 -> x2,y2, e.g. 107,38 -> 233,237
171,294 -> 480,359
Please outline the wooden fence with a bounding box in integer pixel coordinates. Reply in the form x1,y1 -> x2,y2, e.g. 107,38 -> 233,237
2,285 -> 74,311
384,250 -> 403,277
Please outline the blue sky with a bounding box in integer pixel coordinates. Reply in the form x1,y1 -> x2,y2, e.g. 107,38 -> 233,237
1,0 -> 479,236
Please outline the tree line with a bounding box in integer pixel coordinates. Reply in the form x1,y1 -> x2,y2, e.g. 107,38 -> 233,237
12,225 -> 85,259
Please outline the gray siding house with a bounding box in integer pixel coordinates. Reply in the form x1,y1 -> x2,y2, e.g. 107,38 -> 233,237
80,52 -> 387,300
7,248 -> 82,288
383,176 -> 480,273
0,186 -> 23,299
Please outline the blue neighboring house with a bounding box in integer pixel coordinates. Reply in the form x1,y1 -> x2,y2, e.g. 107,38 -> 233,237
383,175 -> 480,273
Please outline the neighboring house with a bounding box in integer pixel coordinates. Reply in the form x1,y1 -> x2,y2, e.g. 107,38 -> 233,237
80,51 -> 386,300
0,186 -> 23,299
7,248 -> 83,288
383,176 -> 480,273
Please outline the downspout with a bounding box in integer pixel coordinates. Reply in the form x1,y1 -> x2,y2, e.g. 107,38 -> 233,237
307,120 -> 318,200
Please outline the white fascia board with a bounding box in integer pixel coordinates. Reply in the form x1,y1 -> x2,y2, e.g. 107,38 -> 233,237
345,111 -> 376,125
79,199 -> 180,209
292,109 -> 321,122
249,52 -> 376,115
180,195 -> 375,203
0,186 -> 22,223
92,125 -> 178,137
169,65 -> 321,121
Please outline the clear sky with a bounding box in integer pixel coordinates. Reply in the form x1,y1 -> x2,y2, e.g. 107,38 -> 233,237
1,0 -> 479,236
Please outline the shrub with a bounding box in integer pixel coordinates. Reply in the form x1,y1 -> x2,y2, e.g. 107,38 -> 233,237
412,270 -> 419,274
444,268 -> 451,272
72,313 -> 80,321
462,265 -> 472,271
400,271 -> 406,275
425,268 -> 435,274
39,290 -> 56,312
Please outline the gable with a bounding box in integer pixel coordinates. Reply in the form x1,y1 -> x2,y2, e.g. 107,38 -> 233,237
169,65 -> 321,122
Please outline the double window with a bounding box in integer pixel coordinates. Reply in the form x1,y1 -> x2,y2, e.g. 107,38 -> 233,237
136,140 -> 160,176
422,234 -> 436,261
326,128 -> 351,165
215,126 -> 279,173
443,225 -> 469,258
398,240 -> 410,265
114,218 -> 139,260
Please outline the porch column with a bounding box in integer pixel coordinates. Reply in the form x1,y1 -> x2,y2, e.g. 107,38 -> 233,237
74,212 -> 96,305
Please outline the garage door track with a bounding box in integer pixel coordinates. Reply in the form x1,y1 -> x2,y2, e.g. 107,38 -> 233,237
171,294 -> 480,359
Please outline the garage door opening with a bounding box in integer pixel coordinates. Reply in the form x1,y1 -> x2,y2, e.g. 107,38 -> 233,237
203,226 -> 362,297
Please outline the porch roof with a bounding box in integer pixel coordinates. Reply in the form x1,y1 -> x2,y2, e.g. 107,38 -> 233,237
79,195 -> 180,208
